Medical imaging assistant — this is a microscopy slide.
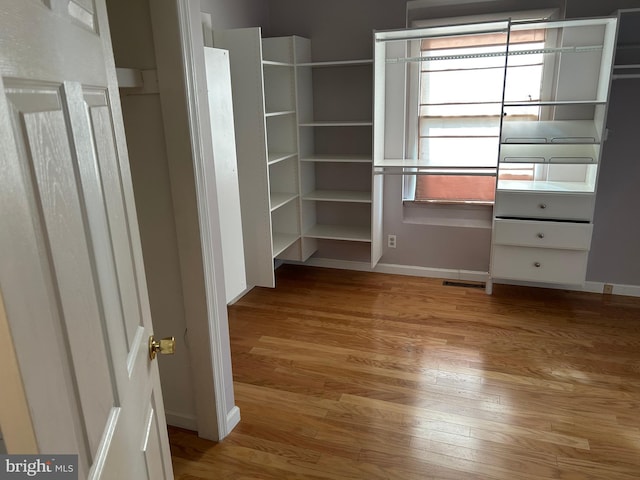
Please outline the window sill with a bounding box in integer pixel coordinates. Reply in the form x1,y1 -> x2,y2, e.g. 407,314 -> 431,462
410,199 -> 495,207
403,200 -> 493,229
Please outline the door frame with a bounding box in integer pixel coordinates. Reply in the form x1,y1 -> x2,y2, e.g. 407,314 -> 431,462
148,0 -> 240,441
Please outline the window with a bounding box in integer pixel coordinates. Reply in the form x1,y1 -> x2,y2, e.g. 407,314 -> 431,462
411,28 -> 546,204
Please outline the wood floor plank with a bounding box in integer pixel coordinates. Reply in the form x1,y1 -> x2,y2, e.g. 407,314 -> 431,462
169,265 -> 640,479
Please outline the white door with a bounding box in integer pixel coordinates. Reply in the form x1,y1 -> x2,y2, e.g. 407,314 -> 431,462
0,1 -> 174,479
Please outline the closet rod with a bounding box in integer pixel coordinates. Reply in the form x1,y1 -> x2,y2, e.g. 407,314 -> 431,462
374,168 -> 497,176
613,73 -> 640,80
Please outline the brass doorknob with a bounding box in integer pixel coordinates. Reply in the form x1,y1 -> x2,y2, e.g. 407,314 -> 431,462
149,335 -> 176,360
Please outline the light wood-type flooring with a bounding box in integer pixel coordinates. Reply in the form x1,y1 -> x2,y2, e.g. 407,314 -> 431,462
169,264 -> 640,479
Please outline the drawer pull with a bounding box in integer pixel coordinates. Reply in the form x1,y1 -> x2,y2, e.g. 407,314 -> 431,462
537,233 -> 545,239
534,262 -> 541,268
539,203 -> 547,209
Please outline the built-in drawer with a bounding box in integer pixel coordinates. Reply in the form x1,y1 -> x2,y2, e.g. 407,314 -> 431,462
491,245 -> 588,284
493,219 -> 593,250
494,191 -> 595,221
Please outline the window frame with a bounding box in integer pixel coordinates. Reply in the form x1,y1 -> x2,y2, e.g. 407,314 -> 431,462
403,8 -> 560,203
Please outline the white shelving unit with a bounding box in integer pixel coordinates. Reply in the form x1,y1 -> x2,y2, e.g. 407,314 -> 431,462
492,17 -> 617,290
374,17 -> 618,288
294,38 -> 374,261
214,28 -> 301,288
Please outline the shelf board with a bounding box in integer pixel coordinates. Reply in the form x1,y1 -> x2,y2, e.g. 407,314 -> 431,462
262,60 -> 293,67
501,120 -> 600,144
303,190 -> 372,203
612,64 -> 640,80
304,224 -> 372,243
299,120 -> 373,127
379,137 -> 498,170
270,192 -> 299,211
272,232 -> 299,258
265,110 -> 296,118
268,152 -> 297,165
497,179 -> 595,193
296,59 -> 373,67
300,154 -> 372,163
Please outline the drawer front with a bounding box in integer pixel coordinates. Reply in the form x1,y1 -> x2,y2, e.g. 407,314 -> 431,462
493,219 -> 593,250
491,245 -> 588,284
495,191 -> 595,221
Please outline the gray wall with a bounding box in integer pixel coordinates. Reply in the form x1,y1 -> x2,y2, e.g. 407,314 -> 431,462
267,0 -> 406,59
588,79 -> 640,285
200,0 -> 268,29
567,0 -> 640,286
267,0 -> 640,286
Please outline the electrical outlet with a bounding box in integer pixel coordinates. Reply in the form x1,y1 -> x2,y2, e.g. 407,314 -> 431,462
603,284 -> 613,295
387,234 -> 397,248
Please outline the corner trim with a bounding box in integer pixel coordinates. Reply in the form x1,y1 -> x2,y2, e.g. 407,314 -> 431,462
226,406 -> 241,434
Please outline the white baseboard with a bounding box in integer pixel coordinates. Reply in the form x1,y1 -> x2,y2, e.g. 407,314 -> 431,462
375,263 -> 488,283
288,258 -> 488,283
610,283 -> 640,297
493,279 -> 640,297
287,258 -> 640,298
227,285 -> 253,305
225,406 -> 241,437
165,410 -> 197,430
164,407 -> 240,438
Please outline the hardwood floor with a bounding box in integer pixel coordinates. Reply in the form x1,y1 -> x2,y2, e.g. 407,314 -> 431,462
169,264 -> 640,479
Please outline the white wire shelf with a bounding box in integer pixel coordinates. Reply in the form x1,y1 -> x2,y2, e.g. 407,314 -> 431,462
386,45 -> 603,64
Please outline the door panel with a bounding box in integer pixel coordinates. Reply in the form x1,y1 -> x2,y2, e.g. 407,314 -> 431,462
88,98 -> 143,351
23,106 -> 116,458
0,2 -> 173,478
